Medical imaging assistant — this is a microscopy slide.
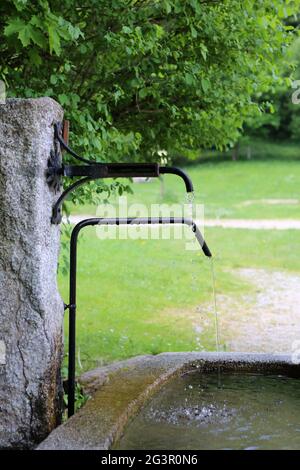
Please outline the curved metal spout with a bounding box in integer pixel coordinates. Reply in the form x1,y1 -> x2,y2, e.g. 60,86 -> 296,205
49,122 -> 195,223
67,216 -> 212,416
71,217 -> 211,257
159,167 -> 194,193
51,164 -> 194,224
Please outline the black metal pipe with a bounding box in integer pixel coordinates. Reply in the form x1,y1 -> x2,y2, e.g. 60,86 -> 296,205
54,122 -> 93,165
62,163 -> 192,190
52,177 -> 92,224
159,166 -> 194,193
50,122 -> 195,223
63,162 -> 160,179
51,164 -> 193,224
53,123 -> 190,185
68,303 -> 76,417
67,217 -> 211,417
68,223 -> 80,417
105,162 -> 160,178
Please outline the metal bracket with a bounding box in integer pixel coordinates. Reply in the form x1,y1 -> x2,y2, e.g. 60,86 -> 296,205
48,122 -> 194,224
47,125 -> 63,192
48,121 -> 109,224
48,122 -> 160,224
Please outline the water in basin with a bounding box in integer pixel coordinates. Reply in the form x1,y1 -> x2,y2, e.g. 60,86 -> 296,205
114,371 -> 300,450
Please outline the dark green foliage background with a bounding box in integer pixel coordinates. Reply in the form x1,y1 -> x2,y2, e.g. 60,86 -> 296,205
1,0 -> 297,202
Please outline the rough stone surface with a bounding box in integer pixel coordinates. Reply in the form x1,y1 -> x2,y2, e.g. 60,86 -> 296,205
0,98 -> 64,449
37,352 -> 299,450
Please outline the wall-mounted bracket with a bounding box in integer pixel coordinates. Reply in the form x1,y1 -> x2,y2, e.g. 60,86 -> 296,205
48,122 -> 194,224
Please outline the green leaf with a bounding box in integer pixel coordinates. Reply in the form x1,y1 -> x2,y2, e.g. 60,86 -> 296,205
57,93 -> 69,105
201,78 -> 209,93
48,25 -> 61,55
189,0 -> 201,14
200,44 -> 208,61
122,26 -> 132,34
4,18 -> 26,37
191,26 -> 198,38
163,1 -> 172,14
28,48 -> 42,66
139,88 -> 148,99
29,27 -> 47,48
4,17 -> 46,48
18,27 -> 32,46
30,15 -> 43,29
50,74 -> 58,85
184,73 -> 195,86
12,0 -> 28,11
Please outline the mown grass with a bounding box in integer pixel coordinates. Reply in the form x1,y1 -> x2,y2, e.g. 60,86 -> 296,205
59,155 -> 300,370
71,159 -> 300,220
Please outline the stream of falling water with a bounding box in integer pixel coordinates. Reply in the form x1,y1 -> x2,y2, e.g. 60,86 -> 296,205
185,192 -> 221,385
210,258 -> 220,353
210,257 -> 221,387
185,191 -> 195,219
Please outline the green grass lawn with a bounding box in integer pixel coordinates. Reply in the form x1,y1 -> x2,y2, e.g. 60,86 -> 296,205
71,159 -> 300,220
59,157 -> 300,371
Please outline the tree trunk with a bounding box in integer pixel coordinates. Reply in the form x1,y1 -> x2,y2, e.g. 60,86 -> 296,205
232,142 -> 239,161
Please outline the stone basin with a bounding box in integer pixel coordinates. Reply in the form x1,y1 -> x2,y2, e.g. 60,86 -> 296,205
37,352 -> 300,450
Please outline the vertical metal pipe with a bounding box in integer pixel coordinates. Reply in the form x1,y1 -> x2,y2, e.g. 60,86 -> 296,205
68,306 -> 76,417
68,227 -> 79,417
66,217 -> 211,419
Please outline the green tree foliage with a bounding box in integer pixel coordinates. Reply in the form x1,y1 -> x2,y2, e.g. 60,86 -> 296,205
238,12 -> 300,144
289,39 -> 300,140
0,0 -> 297,201
246,33 -> 300,143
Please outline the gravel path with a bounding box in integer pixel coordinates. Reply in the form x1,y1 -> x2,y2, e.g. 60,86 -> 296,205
204,219 -> 300,230
217,268 -> 300,354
